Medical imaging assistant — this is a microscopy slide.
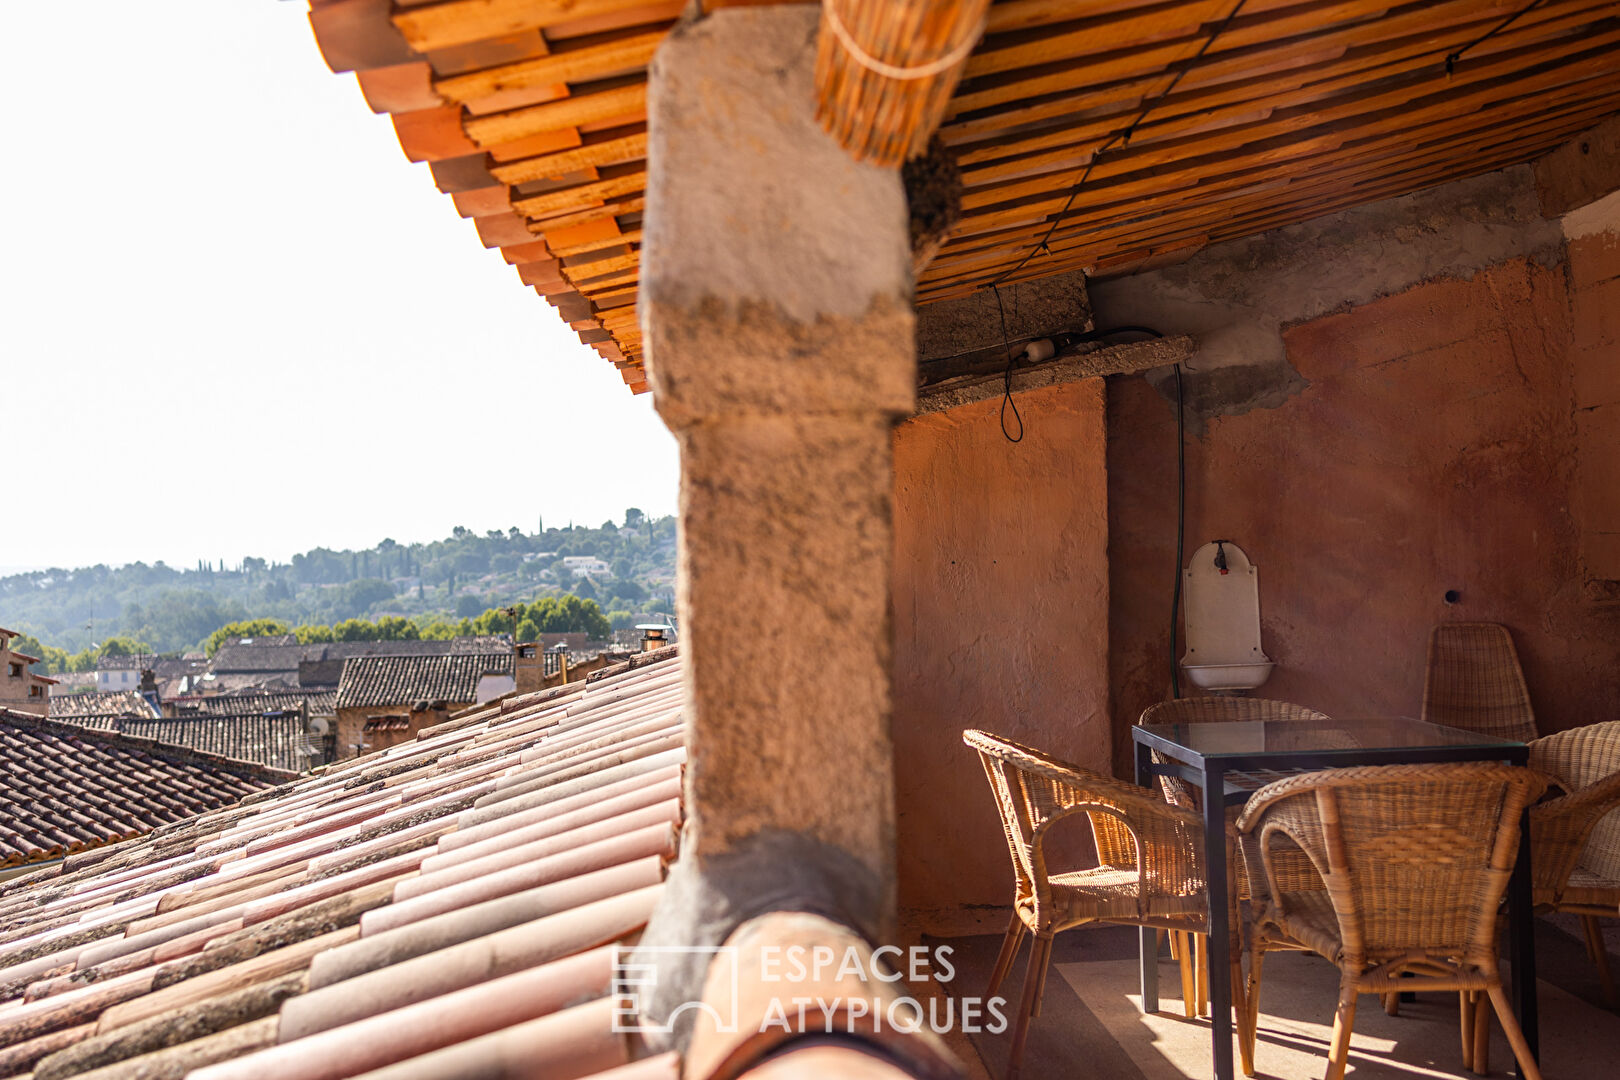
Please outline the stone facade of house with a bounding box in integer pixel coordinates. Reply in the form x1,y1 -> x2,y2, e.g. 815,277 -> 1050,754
0,628 -> 55,716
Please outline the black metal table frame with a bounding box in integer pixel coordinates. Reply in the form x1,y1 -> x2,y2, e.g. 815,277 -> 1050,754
1130,726 -> 1537,1080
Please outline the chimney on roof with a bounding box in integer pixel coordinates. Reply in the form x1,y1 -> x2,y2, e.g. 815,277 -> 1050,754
513,640 -> 543,694
639,625 -> 667,653
138,667 -> 162,716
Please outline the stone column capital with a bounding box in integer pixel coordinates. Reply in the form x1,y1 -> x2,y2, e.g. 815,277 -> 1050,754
641,6 -> 916,428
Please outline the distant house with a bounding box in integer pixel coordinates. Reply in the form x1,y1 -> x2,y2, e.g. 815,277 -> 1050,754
334,652 -> 513,759
0,707 -> 290,874
205,635 -> 313,691
209,635 -> 510,690
0,627 -> 55,716
148,654 -> 209,700
561,555 -> 611,577
94,653 -> 151,692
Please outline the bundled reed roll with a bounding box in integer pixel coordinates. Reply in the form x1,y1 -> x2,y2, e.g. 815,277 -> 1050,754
815,0 -> 991,168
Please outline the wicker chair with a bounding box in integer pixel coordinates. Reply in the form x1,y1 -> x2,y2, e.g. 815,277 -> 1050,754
1140,697 -> 1334,813
964,729 -> 1245,1080
1138,696 -> 1337,1015
1461,722 -> 1620,1072
1236,763 -> 1548,1080
1422,623 -> 1538,742
1530,721 -> 1620,997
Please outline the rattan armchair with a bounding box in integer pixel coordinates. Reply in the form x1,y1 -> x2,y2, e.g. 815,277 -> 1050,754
1460,722 -> 1620,1073
964,729 -> 1244,1080
1422,623 -> 1538,742
1528,720 -> 1620,1000
1236,763 -> 1548,1080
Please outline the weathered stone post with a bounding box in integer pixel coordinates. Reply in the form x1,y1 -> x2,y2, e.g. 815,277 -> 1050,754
635,3 -> 915,1030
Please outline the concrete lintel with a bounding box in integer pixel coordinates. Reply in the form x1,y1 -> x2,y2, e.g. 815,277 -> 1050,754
915,270 -> 1093,362
642,5 -> 909,327
914,335 -> 1193,416
1533,113 -> 1620,218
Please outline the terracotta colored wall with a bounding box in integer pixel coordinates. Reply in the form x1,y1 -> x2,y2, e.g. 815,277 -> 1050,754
892,379 -> 1111,920
1108,256 -> 1620,775
1565,193 -> 1620,588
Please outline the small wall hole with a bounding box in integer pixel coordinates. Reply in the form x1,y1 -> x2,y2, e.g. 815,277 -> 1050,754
1443,589 -> 1461,605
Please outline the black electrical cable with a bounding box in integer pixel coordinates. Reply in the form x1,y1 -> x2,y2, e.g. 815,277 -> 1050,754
980,0 -> 1250,294
1169,363 -> 1186,700
1446,0 -> 1548,75
991,285 -> 1024,443
1081,325 -> 1166,342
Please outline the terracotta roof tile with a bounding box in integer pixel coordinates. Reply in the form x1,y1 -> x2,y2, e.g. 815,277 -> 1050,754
0,651 -> 686,1080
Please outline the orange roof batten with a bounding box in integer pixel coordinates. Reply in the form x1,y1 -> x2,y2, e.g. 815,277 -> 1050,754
308,0 -> 1620,389
306,0 -> 669,390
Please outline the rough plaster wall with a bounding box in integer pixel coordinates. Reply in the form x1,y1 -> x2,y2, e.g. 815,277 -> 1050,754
1107,257 -> 1620,778
1088,167 -> 1563,425
891,380 -> 1110,920
1564,189 -> 1620,586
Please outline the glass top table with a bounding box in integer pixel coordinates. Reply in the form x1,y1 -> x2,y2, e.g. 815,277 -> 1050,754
1130,715 -> 1536,1080
1136,716 -> 1528,802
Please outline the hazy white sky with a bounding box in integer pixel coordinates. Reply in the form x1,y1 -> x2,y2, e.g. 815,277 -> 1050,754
1,1 -> 678,572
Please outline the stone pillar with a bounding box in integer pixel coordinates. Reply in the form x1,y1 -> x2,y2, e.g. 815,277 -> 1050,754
635,3 -> 915,1022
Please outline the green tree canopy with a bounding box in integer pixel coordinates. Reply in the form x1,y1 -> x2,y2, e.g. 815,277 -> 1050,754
7,633 -> 68,674
97,635 -> 154,658
206,619 -> 290,656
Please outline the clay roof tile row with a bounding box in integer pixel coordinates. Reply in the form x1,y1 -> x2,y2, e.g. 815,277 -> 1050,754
0,650 -> 687,1080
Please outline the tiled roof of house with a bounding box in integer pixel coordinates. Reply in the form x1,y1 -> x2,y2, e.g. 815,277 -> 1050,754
0,709 -> 289,869
195,672 -> 303,695
47,690 -> 159,722
114,714 -> 318,775
208,641 -> 318,675
151,656 -> 209,680
0,649 -> 684,1079
213,637 -> 512,679
172,690 -> 338,719
337,653 -> 515,710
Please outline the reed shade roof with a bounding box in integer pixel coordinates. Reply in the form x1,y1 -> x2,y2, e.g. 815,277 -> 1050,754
306,0 -> 1620,391
814,0 -> 992,166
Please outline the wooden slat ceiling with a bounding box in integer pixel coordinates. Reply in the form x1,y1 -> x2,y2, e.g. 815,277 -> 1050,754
308,0 -> 1620,393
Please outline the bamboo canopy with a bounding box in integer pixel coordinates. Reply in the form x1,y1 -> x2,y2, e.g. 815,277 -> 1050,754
305,0 -> 1620,393
815,0 -> 992,167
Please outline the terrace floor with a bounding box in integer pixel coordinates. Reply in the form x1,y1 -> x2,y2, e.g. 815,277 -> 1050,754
907,911 -> 1620,1080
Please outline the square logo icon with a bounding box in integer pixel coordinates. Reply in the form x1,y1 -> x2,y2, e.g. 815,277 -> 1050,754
612,945 -> 739,1034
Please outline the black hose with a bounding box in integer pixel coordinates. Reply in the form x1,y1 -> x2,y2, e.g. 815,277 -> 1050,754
1169,364 -> 1186,700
